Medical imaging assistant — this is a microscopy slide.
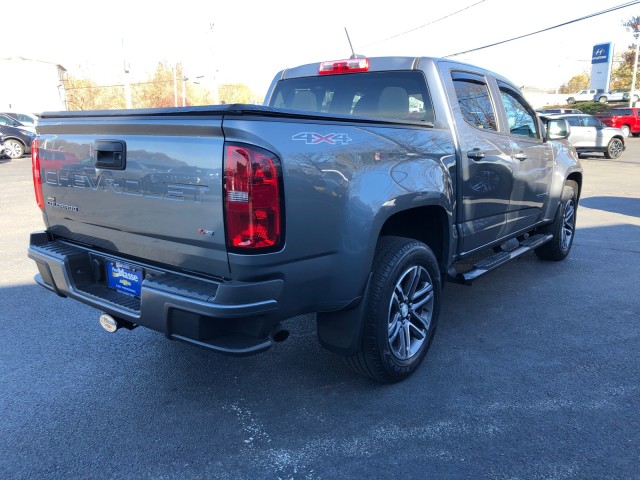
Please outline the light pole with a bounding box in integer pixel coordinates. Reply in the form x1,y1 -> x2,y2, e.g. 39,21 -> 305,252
122,36 -> 132,109
182,76 -> 204,107
627,27 -> 640,107
173,65 -> 178,107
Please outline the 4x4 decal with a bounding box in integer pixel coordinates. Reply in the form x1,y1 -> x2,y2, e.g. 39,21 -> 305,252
292,132 -> 352,145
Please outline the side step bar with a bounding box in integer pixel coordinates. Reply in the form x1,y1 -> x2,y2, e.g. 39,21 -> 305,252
452,233 -> 553,286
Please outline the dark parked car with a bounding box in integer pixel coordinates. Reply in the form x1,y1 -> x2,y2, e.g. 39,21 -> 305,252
0,125 -> 36,158
1,112 -> 37,127
0,113 -> 35,132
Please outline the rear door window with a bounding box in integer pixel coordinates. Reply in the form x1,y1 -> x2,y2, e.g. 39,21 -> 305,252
565,116 -> 581,127
581,116 -> 602,127
451,71 -> 497,131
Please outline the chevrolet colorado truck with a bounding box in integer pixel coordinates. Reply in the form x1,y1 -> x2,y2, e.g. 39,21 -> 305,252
28,56 -> 582,382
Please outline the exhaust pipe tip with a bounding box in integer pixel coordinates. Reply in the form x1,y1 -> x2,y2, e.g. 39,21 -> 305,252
99,314 -> 136,333
99,313 -> 119,333
271,324 -> 290,343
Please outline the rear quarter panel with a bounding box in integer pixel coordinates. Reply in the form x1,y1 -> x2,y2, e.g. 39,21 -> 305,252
222,115 -> 455,313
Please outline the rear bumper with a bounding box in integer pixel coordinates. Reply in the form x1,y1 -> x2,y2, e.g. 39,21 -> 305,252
28,232 -> 284,355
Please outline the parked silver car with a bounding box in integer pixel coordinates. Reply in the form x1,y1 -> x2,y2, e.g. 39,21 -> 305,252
594,89 -> 629,104
542,113 -> 625,159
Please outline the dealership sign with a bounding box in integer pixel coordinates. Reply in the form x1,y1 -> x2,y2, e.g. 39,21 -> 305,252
590,42 -> 614,92
592,44 -> 612,64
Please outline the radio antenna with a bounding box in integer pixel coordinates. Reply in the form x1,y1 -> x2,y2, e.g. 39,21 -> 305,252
344,28 -> 364,59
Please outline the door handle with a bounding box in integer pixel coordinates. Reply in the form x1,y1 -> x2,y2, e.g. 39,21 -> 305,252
514,152 -> 527,161
467,148 -> 485,160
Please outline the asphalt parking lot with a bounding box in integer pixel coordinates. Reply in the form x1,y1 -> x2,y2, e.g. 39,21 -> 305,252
1,143 -> 639,479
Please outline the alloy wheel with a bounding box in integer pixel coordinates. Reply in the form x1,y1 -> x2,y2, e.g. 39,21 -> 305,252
387,265 -> 434,361
4,140 -> 24,159
561,199 -> 576,252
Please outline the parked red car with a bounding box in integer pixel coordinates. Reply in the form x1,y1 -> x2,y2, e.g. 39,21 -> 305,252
595,107 -> 640,137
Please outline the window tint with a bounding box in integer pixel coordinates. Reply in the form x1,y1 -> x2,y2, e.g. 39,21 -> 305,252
565,116 -> 581,127
451,71 -> 497,131
270,71 -> 434,123
612,108 -> 632,115
581,116 -> 601,127
498,82 -> 538,138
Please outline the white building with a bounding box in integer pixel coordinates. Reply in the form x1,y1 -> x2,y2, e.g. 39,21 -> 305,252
0,57 -> 67,113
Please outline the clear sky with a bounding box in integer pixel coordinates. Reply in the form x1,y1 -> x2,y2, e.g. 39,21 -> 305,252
4,0 -> 639,97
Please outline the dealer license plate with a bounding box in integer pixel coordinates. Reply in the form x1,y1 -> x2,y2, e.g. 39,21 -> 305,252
106,260 -> 143,298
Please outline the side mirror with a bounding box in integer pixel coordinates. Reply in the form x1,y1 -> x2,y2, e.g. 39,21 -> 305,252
545,118 -> 570,140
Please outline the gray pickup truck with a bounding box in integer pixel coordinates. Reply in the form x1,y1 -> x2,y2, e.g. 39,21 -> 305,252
28,56 -> 582,382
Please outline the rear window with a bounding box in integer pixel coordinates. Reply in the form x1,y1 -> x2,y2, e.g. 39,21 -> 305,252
611,108 -> 632,116
269,71 -> 434,123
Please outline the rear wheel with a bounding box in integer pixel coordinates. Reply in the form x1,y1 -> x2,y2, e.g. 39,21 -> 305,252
604,138 -> 624,159
621,125 -> 631,137
567,97 -> 576,104
346,237 -> 441,383
535,180 -> 578,261
598,96 -> 607,103
3,139 -> 24,159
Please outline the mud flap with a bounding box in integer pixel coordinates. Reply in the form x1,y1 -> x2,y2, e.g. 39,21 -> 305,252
316,273 -> 371,356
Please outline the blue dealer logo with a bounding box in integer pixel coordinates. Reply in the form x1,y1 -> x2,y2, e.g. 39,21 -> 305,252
592,44 -> 610,64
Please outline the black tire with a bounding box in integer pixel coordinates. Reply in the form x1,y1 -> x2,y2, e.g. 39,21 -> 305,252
632,132 -> 640,137
346,236 -> 441,383
598,96 -> 607,103
535,180 -> 578,261
567,97 -> 575,104
604,138 -> 624,159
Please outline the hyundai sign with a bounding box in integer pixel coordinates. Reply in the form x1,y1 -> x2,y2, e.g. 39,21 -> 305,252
592,44 -> 611,64
590,42 -> 614,92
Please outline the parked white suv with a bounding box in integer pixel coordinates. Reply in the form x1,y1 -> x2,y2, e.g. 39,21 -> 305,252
542,113 -> 625,158
566,89 -> 602,104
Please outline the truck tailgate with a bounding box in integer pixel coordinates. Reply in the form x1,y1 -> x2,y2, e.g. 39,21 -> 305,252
36,113 -> 229,278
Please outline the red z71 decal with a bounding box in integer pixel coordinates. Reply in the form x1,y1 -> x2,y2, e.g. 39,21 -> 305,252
292,132 -> 352,145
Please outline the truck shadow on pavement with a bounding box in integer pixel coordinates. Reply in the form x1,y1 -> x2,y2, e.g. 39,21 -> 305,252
2,222 -> 640,478
581,196 -> 640,218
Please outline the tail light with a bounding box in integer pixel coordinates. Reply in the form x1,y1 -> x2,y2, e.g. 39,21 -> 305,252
224,143 -> 283,252
31,138 -> 45,211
